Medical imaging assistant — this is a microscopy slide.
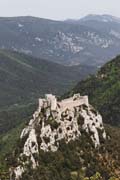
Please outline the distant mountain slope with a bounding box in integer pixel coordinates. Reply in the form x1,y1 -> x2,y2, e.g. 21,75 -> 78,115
0,50 -> 94,108
1,15 -> 120,66
77,14 -> 120,37
79,14 -> 120,23
67,55 -> 120,126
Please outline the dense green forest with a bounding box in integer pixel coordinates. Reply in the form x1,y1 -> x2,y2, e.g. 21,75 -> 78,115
0,54 -> 120,179
0,49 -> 95,108
66,55 -> 120,126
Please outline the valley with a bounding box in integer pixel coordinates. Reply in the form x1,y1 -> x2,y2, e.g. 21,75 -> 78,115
0,14 -> 120,180
0,49 -> 95,109
0,54 -> 120,179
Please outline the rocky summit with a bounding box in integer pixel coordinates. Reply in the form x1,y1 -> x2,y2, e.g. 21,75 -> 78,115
11,94 -> 106,180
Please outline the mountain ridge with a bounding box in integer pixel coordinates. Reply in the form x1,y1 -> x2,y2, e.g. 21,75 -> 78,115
1,14 -> 120,67
0,49 -> 95,109
78,14 -> 120,23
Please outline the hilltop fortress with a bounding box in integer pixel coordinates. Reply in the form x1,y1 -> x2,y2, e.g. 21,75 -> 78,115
13,94 -> 106,180
38,94 -> 89,112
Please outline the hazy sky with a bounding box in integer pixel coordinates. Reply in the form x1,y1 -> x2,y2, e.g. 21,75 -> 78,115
0,0 -> 119,20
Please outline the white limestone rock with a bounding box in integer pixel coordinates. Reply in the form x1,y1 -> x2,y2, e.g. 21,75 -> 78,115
14,166 -> 24,180
13,94 -> 106,179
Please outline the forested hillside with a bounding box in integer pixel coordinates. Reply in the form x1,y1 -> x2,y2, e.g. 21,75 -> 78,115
0,49 -> 94,108
67,55 -> 120,126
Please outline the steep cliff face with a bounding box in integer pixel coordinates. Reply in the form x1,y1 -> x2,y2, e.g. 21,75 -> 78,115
12,94 -> 106,180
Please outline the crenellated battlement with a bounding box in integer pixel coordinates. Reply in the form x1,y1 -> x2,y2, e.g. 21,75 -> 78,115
59,94 -> 88,112
38,94 -> 89,113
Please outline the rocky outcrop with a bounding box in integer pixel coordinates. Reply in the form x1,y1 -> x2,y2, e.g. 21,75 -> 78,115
12,94 -> 106,180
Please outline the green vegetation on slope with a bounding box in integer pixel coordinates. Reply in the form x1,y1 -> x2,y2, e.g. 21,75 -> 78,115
0,53 -> 120,179
0,124 -> 24,180
0,100 -> 120,179
0,49 -> 95,138
67,55 -> 120,126
0,49 -> 95,109
0,102 -> 36,134
0,123 -> 120,180
0,50 -> 93,107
